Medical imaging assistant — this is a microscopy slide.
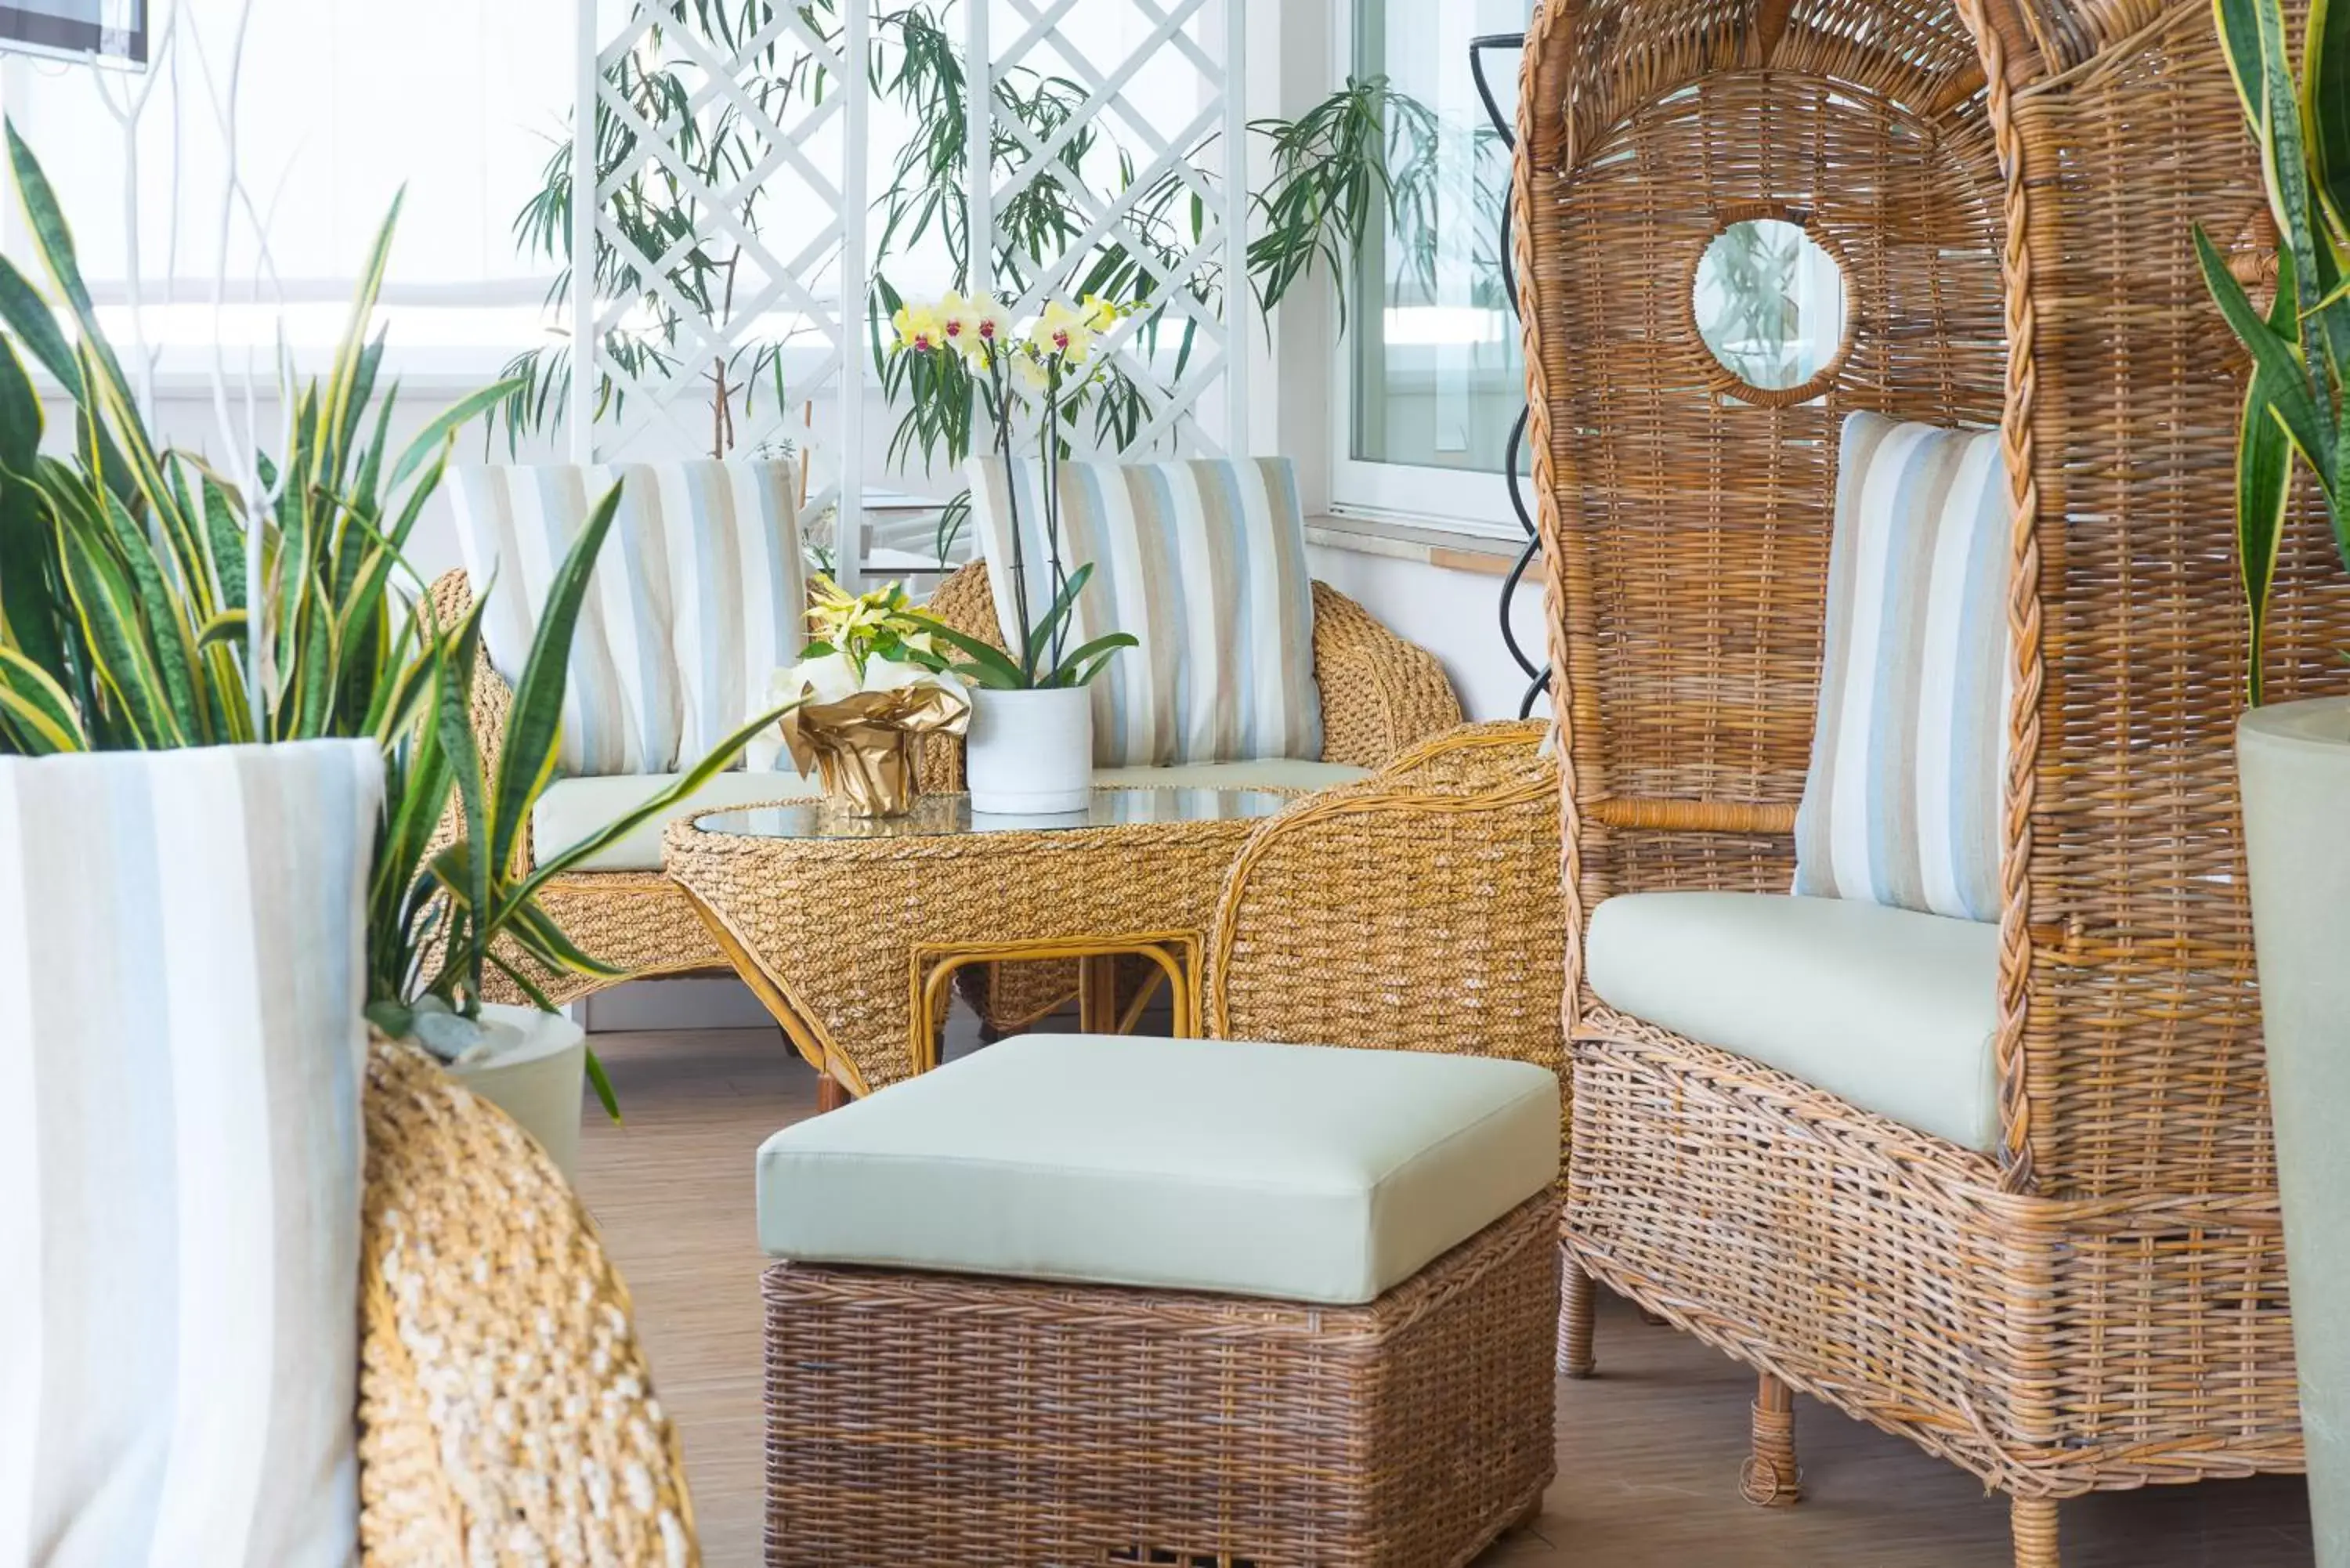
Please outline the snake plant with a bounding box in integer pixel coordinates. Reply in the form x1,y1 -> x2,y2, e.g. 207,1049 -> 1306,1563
2197,0 -> 2350,703
0,123 -> 780,1116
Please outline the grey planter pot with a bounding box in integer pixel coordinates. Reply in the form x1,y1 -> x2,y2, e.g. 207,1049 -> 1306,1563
2239,695 -> 2350,1567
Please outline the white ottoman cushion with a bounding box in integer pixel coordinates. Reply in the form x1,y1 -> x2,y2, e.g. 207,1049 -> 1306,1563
757,1033 -> 1560,1305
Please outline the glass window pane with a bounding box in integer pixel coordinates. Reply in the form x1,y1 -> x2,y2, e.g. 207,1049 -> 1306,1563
1350,0 -> 1532,477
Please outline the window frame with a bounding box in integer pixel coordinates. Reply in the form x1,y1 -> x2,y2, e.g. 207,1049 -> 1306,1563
1321,0 -> 1521,543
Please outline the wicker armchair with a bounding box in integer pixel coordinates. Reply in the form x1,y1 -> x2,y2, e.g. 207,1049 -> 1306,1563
357,1037 -> 694,1563
1205,720 -> 1562,1079
920,558 -> 1468,1029
1518,0 -> 2336,1562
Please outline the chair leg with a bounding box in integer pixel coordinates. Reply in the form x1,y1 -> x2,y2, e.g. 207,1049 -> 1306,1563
1738,1371 -> 1802,1506
1556,1252 -> 1596,1378
2011,1497 -> 2059,1568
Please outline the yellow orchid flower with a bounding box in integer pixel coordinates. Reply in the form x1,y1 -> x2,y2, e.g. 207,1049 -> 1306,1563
891,302 -> 945,353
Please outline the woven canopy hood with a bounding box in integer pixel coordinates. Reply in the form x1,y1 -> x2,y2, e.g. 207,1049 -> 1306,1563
1517,0 -> 2342,1535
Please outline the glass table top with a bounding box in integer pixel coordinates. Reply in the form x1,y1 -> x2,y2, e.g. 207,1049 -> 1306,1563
695,786 -> 1292,842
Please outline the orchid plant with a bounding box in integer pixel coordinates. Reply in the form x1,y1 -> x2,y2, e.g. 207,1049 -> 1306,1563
884,290 -> 1139,691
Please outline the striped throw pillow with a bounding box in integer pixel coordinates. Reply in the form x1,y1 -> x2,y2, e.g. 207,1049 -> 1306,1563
968,456 -> 1323,768
450,461 -> 806,776
0,739 -> 383,1567
1793,413 -> 2013,922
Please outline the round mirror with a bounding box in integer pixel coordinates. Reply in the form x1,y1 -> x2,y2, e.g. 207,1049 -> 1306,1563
1691,217 -> 1849,397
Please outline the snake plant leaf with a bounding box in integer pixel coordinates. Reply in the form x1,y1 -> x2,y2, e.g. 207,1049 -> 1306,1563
386,376 -> 530,495
434,596 -> 496,1000
512,699 -> 798,907
0,645 -> 85,752
197,609 -> 249,649
2312,0 -> 2350,239
2196,227 -> 2330,462
53,518 -> 182,748
0,337 -> 63,688
490,481 -> 624,884
505,893 -> 627,981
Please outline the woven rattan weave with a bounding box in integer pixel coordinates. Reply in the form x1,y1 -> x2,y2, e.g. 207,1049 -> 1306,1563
357,1036 -> 695,1564
1517,0 -> 2345,1560
665,789 -> 1285,1097
760,1194 -> 1558,1568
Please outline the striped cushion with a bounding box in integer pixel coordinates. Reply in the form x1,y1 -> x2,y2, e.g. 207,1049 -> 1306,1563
968,456 -> 1322,768
0,739 -> 383,1567
1793,413 -> 2012,922
451,461 -> 805,776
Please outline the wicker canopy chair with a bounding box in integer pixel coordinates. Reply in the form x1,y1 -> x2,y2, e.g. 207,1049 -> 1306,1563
358,1037 -> 694,1562
1517,0 -> 2345,1561
918,558 -> 1468,1031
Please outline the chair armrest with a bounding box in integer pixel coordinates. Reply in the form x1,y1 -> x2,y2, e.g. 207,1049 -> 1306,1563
1205,720 -> 1562,1073
357,1037 -> 698,1566
1309,581 -> 1466,768
423,571 -> 524,870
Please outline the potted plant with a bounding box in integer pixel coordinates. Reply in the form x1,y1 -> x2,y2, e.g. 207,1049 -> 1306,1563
761,574 -> 969,816
2197,0 -> 2350,1558
367,482 -> 782,1171
0,128 -> 780,1176
883,291 -> 1137,814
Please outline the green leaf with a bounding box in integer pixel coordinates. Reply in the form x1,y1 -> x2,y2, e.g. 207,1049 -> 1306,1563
909,612 -> 1028,688
491,482 -> 625,883
0,645 -> 85,751
1047,630 -> 1137,687
387,376 -> 527,495
2196,226 -> 2330,461
516,699 -> 801,898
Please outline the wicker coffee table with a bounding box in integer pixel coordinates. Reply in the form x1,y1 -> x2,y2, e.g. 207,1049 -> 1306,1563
663,788 -> 1289,1104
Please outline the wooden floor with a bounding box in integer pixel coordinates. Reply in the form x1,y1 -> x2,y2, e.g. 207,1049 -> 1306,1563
574,1019 -> 2316,1568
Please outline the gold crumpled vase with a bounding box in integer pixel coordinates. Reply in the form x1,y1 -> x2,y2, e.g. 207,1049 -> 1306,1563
779,684 -> 971,817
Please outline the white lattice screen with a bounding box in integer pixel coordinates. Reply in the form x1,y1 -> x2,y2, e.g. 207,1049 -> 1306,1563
571,0 -> 1248,587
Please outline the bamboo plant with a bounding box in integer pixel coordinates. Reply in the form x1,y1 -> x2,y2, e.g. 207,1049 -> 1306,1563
2196,0 -> 2350,703
0,124 -> 780,1116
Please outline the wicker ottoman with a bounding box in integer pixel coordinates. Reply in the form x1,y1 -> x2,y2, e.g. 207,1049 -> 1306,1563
756,1033 -> 1563,1568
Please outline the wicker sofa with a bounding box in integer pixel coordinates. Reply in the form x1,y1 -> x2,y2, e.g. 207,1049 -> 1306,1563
432,559 -> 1463,1013
1516,0 -> 2333,1563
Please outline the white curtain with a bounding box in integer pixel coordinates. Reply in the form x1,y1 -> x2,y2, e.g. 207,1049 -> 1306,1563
0,0 -> 574,376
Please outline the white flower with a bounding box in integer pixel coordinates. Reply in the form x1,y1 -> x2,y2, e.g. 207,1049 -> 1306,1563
781,651 -> 860,706
860,654 -> 956,695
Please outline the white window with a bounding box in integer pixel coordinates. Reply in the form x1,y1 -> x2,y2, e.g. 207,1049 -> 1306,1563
1329,0 -> 1531,538
0,0 -> 574,384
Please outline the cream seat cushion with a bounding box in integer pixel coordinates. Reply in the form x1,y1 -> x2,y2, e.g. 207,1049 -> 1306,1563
1584,892 -> 2001,1154
1093,758 -> 1368,792
533,769 -> 822,873
757,1033 -> 1560,1304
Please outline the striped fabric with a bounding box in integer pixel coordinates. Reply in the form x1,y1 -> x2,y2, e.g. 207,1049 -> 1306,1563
968,456 -> 1323,768
0,739 -> 383,1568
450,461 -> 805,776
1793,412 -> 2013,923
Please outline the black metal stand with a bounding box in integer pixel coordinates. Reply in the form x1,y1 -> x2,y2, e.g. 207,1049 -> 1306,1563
1470,31 -> 1550,721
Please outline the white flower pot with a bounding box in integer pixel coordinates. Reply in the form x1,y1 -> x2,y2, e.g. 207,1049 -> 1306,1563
2239,695 -> 2350,1568
442,1003 -> 589,1180
967,685 -> 1093,815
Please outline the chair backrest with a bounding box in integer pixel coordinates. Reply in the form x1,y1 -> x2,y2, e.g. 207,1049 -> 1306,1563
967,454 -> 1321,768
1522,0 -> 2350,1194
450,460 -> 805,777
